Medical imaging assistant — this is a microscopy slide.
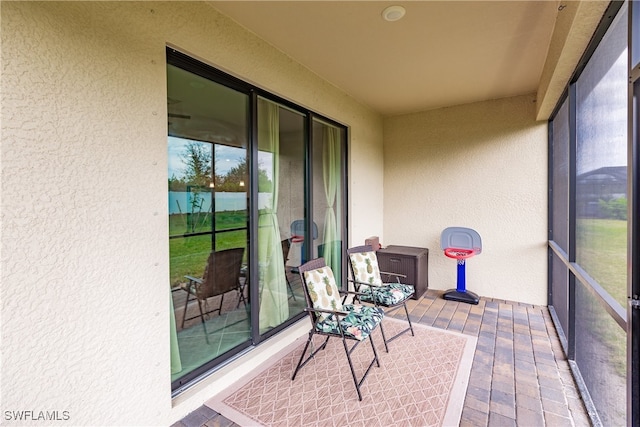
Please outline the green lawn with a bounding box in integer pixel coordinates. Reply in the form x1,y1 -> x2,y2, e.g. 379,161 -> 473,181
576,218 -> 627,307
575,217 -> 627,378
169,210 -> 247,236
169,211 -> 247,286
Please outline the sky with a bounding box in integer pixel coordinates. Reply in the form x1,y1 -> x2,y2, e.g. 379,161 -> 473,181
168,136 -> 247,179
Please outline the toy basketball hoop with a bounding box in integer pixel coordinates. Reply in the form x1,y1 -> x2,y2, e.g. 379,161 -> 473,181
444,248 -> 475,260
440,227 -> 481,305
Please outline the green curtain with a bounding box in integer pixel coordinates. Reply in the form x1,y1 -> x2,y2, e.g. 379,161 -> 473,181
322,125 -> 341,275
258,98 -> 289,332
169,295 -> 182,374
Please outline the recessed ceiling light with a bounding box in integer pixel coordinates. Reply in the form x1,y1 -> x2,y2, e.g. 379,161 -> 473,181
382,5 -> 406,22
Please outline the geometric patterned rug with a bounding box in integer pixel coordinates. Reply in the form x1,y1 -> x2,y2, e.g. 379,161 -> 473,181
206,317 -> 477,426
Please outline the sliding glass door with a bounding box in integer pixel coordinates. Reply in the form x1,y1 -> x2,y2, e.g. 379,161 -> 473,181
167,49 -> 348,392
168,62 -> 251,389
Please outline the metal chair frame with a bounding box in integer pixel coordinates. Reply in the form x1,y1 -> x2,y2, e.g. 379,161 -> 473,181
292,257 -> 381,401
346,245 -> 415,352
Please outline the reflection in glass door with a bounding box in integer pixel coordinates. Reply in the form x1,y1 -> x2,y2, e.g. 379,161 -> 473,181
256,97 -> 306,334
167,49 -> 349,391
168,63 -> 250,389
312,118 -> 346,280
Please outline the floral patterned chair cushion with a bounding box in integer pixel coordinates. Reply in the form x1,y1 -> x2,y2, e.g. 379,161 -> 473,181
304,266 -> 384,340
303,266 -> 343,322
361,283 -> 415,306
314,304 -> 384,341
348,251 -> 415,306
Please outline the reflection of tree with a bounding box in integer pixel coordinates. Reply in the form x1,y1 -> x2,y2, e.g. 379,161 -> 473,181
168,142 -> 272,192
169,142 -> 212,191
215,157 -> 271,192
215,158 -> 244,192
182,142 -> 212,187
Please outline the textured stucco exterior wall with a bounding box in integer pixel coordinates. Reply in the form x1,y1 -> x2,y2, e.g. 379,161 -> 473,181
1,2 -> 382,425
383,95 -> 548,305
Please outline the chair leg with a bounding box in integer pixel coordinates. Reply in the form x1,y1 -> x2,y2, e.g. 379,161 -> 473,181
291,332 -> 313,381
181,288 -> 194,329
379,302 -> 415,350
342,338 -> 363,401
342,333 -> 381,401
318,335 -> 330,351
370,333 -> 381,368
181,294 -> 189,330
291,338 -> 311,381
180,287 -> 213,344
292,331 -> 380,401
218,293 -> 225,315
403,302 -> 415,336
286,274 -> 296,301
196,298 -> 210,344
292,334 -> 331,381
378,319 -> 390,353
236,279 -> 247,308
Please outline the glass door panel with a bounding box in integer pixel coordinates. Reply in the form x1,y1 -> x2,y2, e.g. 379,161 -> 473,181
256,97 -> 306,334
168,63 -> 250,387
312,118 -> 346,282
167,49 -> 349,391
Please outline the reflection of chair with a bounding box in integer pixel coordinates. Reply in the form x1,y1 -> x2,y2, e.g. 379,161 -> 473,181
281,239 -> 296,300
292,258 -> 384,401
181,247 -> 245,330
347,245 -> 415,352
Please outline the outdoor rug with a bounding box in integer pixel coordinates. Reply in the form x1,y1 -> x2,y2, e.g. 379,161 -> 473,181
206,317 -> 477,427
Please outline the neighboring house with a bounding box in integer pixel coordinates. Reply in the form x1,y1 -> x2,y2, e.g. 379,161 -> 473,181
576,166 -> 627,218
1,1 -> 633,426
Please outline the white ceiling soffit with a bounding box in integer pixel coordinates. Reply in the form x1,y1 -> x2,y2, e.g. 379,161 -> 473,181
209,1 -> 560,117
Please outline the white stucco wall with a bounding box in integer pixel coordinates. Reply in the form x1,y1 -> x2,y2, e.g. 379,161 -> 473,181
1,2 -> 383,425
383,94 -> 548,305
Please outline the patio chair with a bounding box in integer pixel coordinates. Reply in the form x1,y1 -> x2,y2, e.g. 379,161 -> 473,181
292,257 -> 384,401
346,245 -> 415,352
181,247 -> 245,330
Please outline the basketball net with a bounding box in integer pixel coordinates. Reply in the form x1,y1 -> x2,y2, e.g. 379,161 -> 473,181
444,247 -> 475,262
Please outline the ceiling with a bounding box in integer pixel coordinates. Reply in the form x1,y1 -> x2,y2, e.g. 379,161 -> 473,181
208,1 -> 560,117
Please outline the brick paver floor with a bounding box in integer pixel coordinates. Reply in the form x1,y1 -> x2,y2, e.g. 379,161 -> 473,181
172,290 -> 591,427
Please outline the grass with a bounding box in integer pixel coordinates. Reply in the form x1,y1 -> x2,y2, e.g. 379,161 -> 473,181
576,218 -> 627,307
169,211 -> 247,286
575,217 -> 627,379
169,210 -> 247,236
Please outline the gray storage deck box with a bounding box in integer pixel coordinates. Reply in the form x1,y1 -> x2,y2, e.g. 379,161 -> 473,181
376,245 -> 429,299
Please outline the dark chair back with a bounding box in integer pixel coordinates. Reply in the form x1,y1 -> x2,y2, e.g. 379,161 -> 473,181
198,247 -> 245,300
